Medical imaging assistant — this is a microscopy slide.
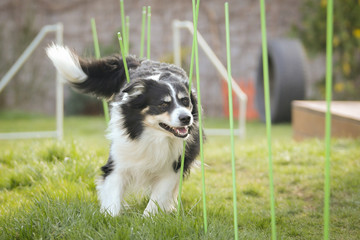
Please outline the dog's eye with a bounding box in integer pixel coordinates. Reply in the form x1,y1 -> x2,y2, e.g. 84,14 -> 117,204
181,97 -> 190,106
159,101 -> 170,108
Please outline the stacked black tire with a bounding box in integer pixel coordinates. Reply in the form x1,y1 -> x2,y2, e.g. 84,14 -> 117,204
256,39 -> 307,123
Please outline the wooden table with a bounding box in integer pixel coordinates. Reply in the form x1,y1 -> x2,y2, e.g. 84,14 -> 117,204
292,101 -> 360,140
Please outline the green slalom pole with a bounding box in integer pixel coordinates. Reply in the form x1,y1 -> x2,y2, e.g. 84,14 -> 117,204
91,18 -> 110,123
117,32 -> 130,84
176,0 -> 197,217
119,0 -> 127,56
147,6 -> 151,59
225,3 -> 239,240
140,6 -> 147,58
323,0 -> 333,239
191,0 -> 208,233
259,0 -> 277,239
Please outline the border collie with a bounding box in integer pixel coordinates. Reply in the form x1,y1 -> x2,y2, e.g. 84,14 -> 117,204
46,44 -> 201,216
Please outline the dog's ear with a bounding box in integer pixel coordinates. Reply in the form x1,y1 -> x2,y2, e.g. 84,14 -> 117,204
121,81 -> 147,108
122,80 -> 146,97
190,89 -> 199,121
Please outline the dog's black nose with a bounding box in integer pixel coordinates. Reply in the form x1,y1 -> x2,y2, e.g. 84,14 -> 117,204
179,114 -> 191,125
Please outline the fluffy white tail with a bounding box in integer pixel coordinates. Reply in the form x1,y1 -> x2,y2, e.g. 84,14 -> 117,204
46,44 -> 139,99
46,44 -> 87,83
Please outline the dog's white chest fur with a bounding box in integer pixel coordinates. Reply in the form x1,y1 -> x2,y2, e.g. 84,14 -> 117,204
111,127 -> 183,175
97,120 -> 184,216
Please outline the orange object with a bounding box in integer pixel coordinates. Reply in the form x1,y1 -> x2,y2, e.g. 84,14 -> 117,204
221,79 -> 259,120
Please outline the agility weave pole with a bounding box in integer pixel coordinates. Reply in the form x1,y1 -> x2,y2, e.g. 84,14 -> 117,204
91,18 -> 110,123
176,2 -> 196,219
117,32 -> 130,84
259,0 -> 277,239
118,1 -> 131,84
323,0 -> 334,239
191,0 -> 208,233
225,3 -> 239,240
119,0 -> 128,56
140,6 -> 147,58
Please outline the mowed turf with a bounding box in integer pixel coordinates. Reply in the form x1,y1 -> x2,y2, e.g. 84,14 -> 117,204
0,112 -> 359,239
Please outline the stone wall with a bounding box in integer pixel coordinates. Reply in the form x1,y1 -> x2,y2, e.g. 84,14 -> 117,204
0,0 -> 319,116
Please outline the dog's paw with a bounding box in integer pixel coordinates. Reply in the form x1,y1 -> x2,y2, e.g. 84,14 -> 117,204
142,209 -> 153,217
100,204 -> 121,217
143,204 -> 158,217
143,201 -> 176,217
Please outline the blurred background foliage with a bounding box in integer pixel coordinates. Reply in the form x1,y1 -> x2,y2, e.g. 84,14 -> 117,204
294,0 -> 360,100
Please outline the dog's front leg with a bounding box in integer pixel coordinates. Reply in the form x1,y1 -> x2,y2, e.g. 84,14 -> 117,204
143,172 -> 180,216
97,171 -> 126,216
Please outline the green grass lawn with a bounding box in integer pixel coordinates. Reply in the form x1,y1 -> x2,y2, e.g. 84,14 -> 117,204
0,112 -> 359,239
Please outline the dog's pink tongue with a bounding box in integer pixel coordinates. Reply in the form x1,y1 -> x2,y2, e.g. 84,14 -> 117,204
177,127 -> 187,134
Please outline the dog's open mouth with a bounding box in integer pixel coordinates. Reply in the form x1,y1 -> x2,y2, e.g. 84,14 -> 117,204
159,123 -> 189,138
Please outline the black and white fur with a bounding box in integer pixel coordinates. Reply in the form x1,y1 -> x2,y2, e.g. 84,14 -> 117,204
46,44 -> 201,216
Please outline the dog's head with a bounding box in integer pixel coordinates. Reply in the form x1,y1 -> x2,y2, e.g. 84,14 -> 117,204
111,61 -> 199,140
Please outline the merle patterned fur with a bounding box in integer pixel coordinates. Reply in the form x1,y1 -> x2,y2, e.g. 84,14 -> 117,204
74,55 -> 201,177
